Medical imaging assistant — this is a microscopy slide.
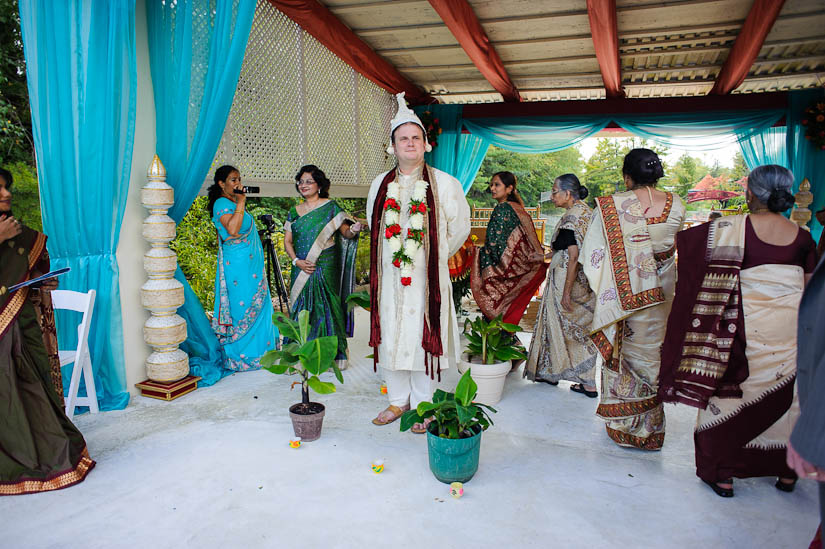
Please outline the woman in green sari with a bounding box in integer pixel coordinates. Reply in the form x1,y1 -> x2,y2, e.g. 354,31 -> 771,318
284,165 -> 362,367
0,167 -> 94,495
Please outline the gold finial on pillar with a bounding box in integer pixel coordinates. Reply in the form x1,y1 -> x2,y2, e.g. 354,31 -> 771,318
791,177 -> 813,230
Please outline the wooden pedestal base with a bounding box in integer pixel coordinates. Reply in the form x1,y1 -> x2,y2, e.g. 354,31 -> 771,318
135,375 -> 201,401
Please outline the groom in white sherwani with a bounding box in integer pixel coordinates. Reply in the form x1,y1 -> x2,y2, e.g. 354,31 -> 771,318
366,93 -> 470,433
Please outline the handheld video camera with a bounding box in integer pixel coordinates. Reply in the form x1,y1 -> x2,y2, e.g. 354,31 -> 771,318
232,186 -> 260,195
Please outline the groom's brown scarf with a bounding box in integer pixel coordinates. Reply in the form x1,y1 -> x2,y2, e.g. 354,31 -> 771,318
369,164 -> 444,380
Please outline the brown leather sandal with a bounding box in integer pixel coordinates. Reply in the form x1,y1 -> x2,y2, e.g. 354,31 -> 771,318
372,404 -> 409,426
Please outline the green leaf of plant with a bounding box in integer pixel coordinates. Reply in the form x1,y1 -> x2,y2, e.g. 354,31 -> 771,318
298,309 -> 311,342
454,369 -> 477,406
501,322 -> 522,333
306,375 -> 336,394
455,403 -> 474,426
297,339 -> 322,375
263,362 -> 290,375
272,312 -> 300,341
399,409 -> 422,432
416,401 -> 438,415
345,290 -> 371,312
432,388 -> 449,403
446,423 -> 458,439
331,361 -> 344,384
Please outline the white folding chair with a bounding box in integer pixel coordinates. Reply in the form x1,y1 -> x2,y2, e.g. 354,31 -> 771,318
51,289 -> 98,420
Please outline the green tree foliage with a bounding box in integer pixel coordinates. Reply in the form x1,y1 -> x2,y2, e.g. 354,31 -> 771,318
0,0 -> 34,165
582,138 -> 669,200
7,161 -> 40,230
669,153 -> 710,197
467,146 -> 582,209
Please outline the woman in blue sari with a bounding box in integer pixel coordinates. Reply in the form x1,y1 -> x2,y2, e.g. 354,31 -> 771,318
207,165 -> 278,371
284,165 -> 361,368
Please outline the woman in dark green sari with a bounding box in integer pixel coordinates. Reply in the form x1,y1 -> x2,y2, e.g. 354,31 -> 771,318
0,167 -> 94,495
284,165 -> 362,368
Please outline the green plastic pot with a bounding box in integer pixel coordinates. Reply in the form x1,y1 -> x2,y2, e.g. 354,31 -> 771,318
426,425 -> 482,484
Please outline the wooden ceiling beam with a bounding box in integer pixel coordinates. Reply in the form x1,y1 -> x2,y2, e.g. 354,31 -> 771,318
427,0 -> 521,102
268,0 -> 433,104
710,0 -> 787,94
587,0 -> 624,99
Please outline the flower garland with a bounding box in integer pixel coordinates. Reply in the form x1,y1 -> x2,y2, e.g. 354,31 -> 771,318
802,100 -> 825,150
384,179 -> 428,286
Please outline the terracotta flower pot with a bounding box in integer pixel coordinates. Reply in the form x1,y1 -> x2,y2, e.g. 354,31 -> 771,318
289,402 -> 325,442
457,354 -> 510,405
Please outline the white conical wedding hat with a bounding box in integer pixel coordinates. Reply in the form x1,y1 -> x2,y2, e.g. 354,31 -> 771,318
387,92 -> 432,155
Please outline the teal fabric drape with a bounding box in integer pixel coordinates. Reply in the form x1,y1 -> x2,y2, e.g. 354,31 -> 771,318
18,0 -> 135,411
147,0 -> 256,386
615,110 -> 784,151
738,126 -> 788,169
463,116 -> 610,154
417,104 -> 490,194
787,89 -> 825,240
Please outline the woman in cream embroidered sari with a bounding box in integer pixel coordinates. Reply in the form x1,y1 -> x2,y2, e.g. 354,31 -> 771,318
580,149 -> 685,450
660,165 -> 815,497
525,174 -> 598,395
285,165 -> 361,367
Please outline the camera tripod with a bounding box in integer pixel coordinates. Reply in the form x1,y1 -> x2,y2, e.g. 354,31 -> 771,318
258,220 -> 290,313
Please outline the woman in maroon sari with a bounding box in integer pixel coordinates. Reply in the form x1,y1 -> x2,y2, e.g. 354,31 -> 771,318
661,164 -> 816,498
470,171 -> 547,326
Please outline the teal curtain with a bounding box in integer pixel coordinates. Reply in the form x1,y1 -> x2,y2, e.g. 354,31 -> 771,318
463,116 -> 610,154
615,111 -> 784,150
787,89 -> 825,240
147,0 -> 256,386
738,126 -> 788,169
417,104 -> 490,194
18,0 -> 135,411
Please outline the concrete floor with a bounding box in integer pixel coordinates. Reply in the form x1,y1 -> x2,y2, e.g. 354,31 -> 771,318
3,309 -> 820,549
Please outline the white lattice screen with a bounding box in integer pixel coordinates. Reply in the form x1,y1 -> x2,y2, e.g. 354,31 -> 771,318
210,1 -> 396,196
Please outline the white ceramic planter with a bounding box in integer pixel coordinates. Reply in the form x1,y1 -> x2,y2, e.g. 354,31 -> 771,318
457,354 -> 511,405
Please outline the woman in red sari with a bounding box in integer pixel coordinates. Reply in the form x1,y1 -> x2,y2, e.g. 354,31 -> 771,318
471,171 -> 547,327
661,164 -> 816,498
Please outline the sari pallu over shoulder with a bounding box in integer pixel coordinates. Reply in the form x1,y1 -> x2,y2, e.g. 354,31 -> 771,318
288,202 -> 355,309
470,201 -> 547,324
0,226 -> 47,340
660,215 -> 749,409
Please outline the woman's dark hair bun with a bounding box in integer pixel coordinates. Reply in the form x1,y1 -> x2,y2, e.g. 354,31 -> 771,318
767,188 -> 795,213
623,148 -> 664,186
578,187 -> 589,200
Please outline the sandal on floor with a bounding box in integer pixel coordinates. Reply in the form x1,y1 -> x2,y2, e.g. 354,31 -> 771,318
775,478 -> 797,493
703,478 -> 734,498
571,383 -> 598,398
372,404 -> 409,426
410,417 -> 433,434
534,378 -> 559,386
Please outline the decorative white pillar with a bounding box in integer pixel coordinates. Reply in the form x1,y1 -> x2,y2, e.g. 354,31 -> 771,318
140,155 -> 189,382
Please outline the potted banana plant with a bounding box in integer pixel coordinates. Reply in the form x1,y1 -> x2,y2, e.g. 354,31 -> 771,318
261,310 -> 343,441
458,314 -> 526,405
400,369 -> 496,484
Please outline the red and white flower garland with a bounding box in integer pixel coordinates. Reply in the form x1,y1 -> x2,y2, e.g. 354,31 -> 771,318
383,179 -> 428,286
